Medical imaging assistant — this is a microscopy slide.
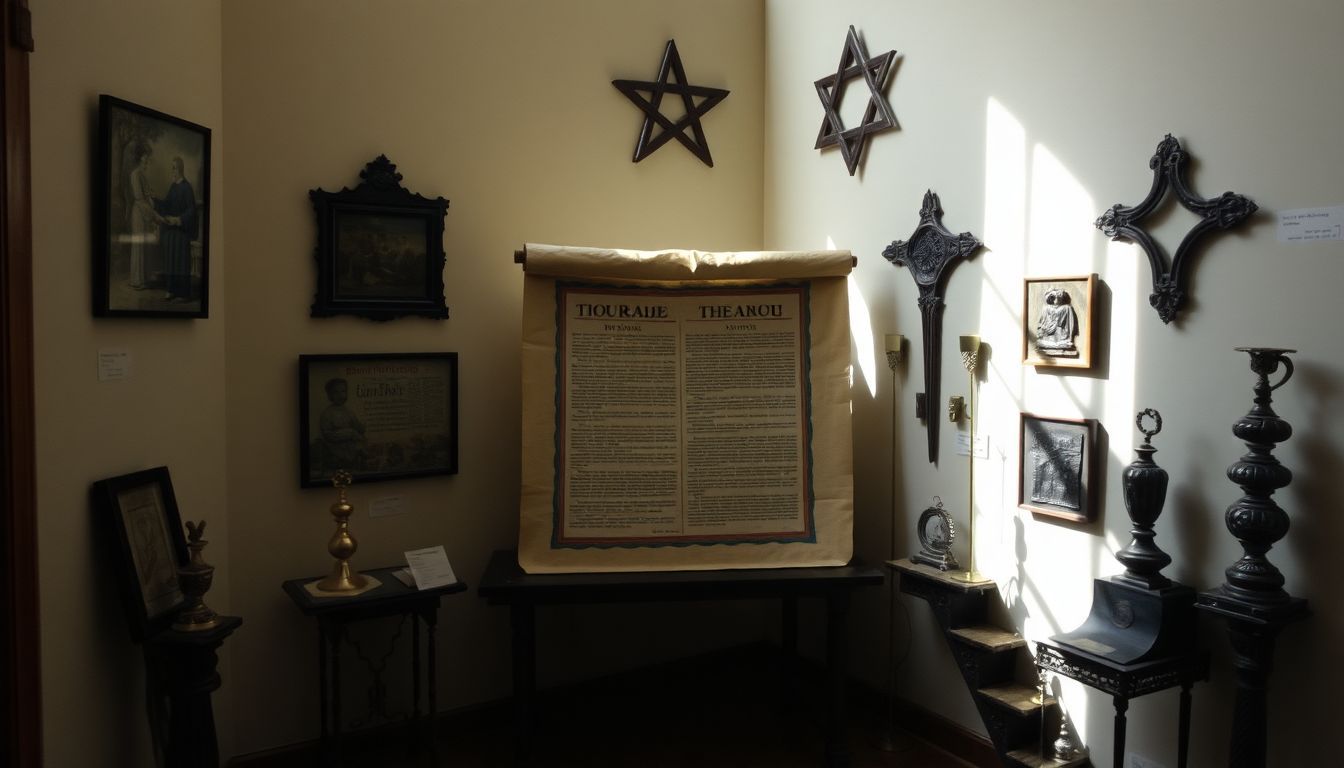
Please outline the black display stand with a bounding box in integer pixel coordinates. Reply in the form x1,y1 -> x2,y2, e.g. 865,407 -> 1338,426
477,549 -> 882,768
144,615 -> 243,768
283,565 -> 468,768
1036,637 -> 1208,768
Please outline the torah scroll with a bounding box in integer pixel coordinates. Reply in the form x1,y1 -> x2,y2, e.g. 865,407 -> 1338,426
519,244 -> 854,573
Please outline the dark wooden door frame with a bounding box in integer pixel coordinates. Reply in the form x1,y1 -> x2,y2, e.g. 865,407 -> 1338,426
1,0 -> 40,766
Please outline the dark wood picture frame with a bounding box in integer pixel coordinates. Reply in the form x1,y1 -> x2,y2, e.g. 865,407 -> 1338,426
1023,274 -> 1096,370
299,352 -> 459,488
95,95 -> 211,318
91,466 -> 188,642
1018,413 -> 1098,523
309,156 -> 449,321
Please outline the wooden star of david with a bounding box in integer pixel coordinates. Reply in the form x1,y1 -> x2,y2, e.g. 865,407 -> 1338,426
612,40 -> 729,167
883,191 -> 983,464
1095,134 -> 1257,325
814,25 -> 897,176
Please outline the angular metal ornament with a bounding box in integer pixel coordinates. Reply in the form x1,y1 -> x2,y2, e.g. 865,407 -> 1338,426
1095,134 -> 1257,324
613,40 -> 729,167
883,191 -> 983,463
813,25 -> 897,176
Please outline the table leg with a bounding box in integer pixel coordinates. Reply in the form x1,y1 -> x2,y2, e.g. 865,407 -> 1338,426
511,602 -> 536,764
318,623 -> 329,748
408,612 -> 421,762
825,592 -> 851,768
1178,681 -> 1193,768
1113,695 -> 1129,768
780,596 -> 798,713
427,610 -> 439,765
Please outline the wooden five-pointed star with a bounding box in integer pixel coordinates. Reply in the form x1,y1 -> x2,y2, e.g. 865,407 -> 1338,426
815,26 -> 897,176
613,40 -> 729,167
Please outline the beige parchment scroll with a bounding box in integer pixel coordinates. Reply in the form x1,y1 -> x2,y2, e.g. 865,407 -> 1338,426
519,243 -> 854,573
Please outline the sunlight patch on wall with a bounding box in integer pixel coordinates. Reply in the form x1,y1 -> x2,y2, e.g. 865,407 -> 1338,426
848,274 -> 878,401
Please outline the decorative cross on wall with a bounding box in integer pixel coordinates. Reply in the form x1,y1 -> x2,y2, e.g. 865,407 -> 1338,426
883,191 -> 984,464
1095,134 -> 1257,324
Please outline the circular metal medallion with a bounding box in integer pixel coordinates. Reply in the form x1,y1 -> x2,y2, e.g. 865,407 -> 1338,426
1112,600 -> 1135,629
917,505 -> 955,556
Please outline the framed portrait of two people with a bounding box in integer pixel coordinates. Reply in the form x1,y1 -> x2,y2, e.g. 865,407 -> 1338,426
95,95 -> 210,318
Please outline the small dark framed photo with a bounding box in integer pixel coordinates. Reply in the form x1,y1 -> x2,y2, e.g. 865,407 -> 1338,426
1023,274 -> 1096,369
299,352 -> 459,488
91,466 -> 188,641
95,95 -> 211,318
1018,413 -> 1098,523
309,156 -> 449,321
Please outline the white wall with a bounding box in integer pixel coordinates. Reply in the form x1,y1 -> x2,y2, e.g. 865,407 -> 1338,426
220,0 -> 766,756
30,1 -> 229,766
765,1 -> 1344,765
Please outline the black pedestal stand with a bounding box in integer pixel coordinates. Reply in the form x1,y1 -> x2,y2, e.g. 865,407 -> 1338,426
1196,348 -> 1310,768
145,615 -> 243,768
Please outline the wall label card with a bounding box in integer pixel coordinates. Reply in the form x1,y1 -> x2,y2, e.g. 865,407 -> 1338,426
1276,206 -> 1344,243
98,348 -> 131,381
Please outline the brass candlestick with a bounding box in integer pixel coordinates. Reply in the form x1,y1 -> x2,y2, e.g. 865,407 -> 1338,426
173,520 -> 220,631
316,470 -> 368,593
951,335 -> 987,583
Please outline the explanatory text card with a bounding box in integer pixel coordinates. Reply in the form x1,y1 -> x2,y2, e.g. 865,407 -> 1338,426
554,282 -> 814,547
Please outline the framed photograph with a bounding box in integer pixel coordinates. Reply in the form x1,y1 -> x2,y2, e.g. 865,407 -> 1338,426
1018,413 -> 1098,523
299,352 -> 459,488
1023,274 -> 1096,369
95,95 -> 211,318
309,156 -> 449,321
91,467 -> 188,641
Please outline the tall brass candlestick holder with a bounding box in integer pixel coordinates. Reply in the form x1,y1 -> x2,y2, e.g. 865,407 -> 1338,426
951,335 -> 989,583
315,470 -> 369,593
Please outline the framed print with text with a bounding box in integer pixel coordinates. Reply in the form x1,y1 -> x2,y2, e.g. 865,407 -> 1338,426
298,352 -> 459,488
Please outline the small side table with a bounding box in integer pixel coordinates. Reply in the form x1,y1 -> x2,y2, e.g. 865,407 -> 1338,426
283,566 -> 468,767
144,615 -> 243,768
1036,638 -> 1209,768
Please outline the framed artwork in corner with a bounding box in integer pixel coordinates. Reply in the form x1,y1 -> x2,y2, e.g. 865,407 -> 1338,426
91,466 -> 188,641
1018,413 -> 1098,523
1022,274 -> 1096,369
95,95 -> 211,318
298,352 -> 459,488
309,156 -> 449,321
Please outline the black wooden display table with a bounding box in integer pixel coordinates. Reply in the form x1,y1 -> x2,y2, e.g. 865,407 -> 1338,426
145,615 -> 243,768
1035,637 -> 1209,768
283,566 -> 468,767
477,549 -> 883,768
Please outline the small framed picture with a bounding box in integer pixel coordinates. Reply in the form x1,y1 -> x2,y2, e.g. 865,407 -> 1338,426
1023,274 -> 1096,369
309,156 -> 449,321
95,95 -> 211,318
91,467 -> 188,641
1018,413 -> 1098,523
298,352 -> 459,488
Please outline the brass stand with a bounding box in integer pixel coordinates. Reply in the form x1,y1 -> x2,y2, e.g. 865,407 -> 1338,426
173,520 -> 220,631
315,471 -> 368,594
951,335 -> 989,584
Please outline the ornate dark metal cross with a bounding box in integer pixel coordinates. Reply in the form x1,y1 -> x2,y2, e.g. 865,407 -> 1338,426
1095,134 -> 1257,324
883,191 -> 983,464
814,25 -> 897,176
612,40 -> 729,167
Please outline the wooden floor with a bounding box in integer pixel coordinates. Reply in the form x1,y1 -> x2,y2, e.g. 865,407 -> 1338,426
319,646 -> 978,768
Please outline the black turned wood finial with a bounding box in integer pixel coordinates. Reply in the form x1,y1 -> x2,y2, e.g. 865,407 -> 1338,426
1094,134 -> 1257,324
1116,408 -> 1173,589
883,191 -> 983,464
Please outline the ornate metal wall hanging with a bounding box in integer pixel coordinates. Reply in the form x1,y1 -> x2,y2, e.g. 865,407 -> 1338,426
814,25 -> 897,176
612,40 -> 729,167
883,191 -> 983,463
1094,134 -> 1257,324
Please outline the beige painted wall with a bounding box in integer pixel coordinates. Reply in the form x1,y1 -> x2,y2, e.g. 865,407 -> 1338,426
765,1 -> 1344,765
30,1 -> 228,766
220,0 -> 765,756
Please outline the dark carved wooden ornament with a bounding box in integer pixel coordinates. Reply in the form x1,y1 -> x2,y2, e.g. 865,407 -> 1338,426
612,40 -> 729,167
883,191 -> 983,464
1095,134 -> 1257,324
814,25 -> 897,176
